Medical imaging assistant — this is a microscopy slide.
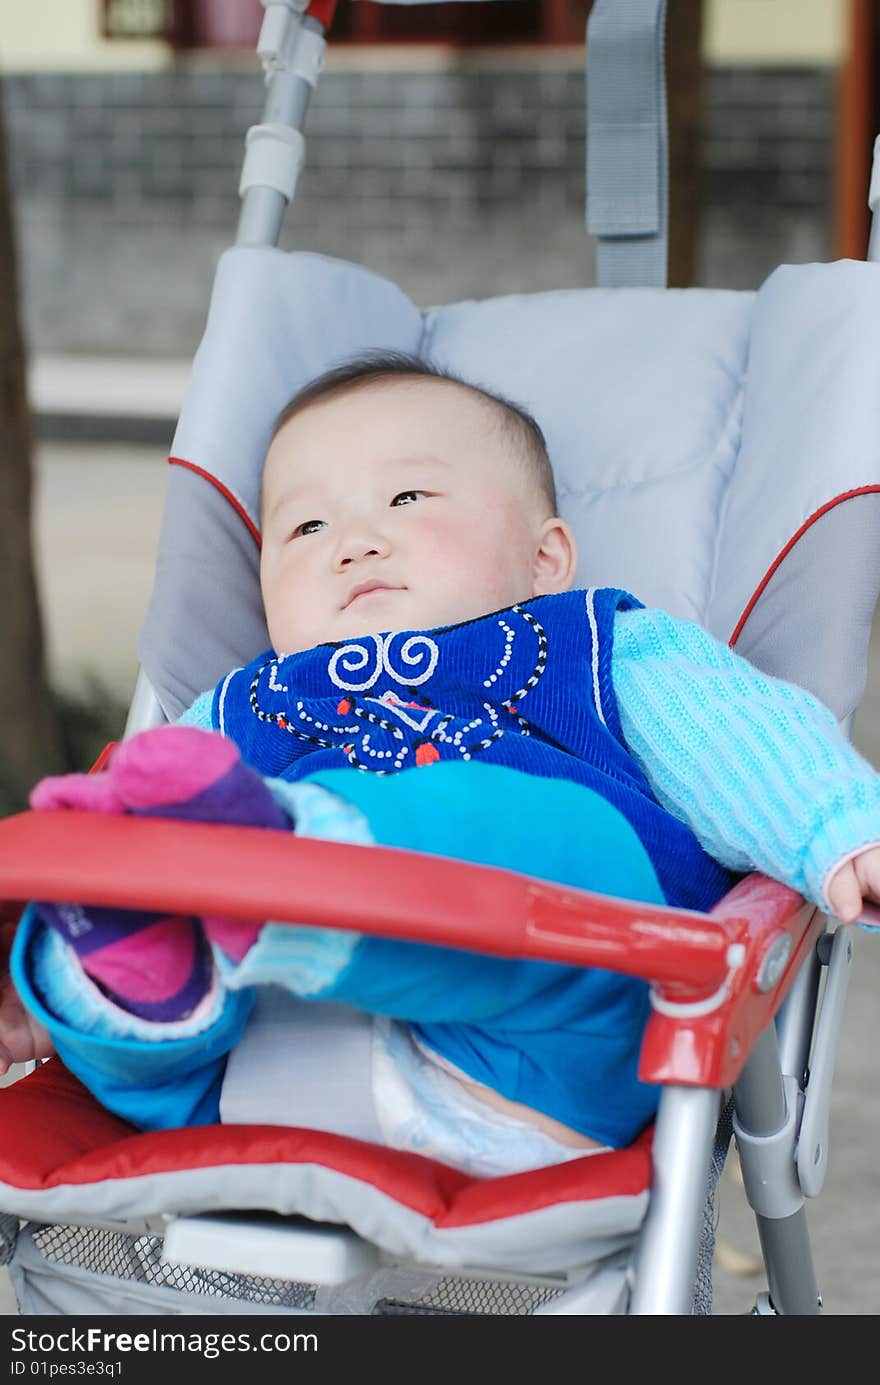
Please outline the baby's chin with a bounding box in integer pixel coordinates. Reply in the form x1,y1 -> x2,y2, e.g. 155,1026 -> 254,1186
335,600 -> 441,642
272,600 -> 424,654
274,590 -> 535,653
334,594 -> 528,641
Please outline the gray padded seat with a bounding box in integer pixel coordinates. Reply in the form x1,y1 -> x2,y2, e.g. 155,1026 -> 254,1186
141,249 -> 880,731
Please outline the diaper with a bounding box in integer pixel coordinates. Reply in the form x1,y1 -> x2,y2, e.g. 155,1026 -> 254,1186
221,990 -> 601,1177
371,1018 -> 602,1178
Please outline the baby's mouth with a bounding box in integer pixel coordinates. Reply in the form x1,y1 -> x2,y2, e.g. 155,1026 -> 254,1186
343,581 -> 403,610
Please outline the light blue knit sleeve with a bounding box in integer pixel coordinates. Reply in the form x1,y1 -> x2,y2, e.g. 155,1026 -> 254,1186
219,777 -> 370,995
611,606 -> 880,911
176,690 -> 215,730
175,689 -> 367,993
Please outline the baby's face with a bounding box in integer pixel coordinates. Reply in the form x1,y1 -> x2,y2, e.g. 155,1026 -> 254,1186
259,378 -> 574,655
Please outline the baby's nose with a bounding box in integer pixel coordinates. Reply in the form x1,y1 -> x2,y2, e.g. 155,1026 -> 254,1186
339,546 -> 380,566
336,528 -> 391,567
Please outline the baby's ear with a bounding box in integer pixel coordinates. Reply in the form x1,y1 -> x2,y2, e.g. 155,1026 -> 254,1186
532,517 -> 577,595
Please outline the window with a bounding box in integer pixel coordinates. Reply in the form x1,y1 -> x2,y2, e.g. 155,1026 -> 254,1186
100,0 -> 588,48
101,0 -> 176,40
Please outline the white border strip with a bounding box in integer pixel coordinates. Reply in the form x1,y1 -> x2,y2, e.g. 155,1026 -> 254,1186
584,588 -> 608,727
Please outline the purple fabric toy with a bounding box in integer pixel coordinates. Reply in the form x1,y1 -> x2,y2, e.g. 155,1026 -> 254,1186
31,727 -> 290,1020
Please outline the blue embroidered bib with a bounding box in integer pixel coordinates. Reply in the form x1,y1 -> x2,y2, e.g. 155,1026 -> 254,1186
213,588 -> 732,911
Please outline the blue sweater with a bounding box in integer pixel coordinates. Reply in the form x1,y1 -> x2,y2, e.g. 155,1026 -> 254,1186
17,592 -> 880,1147
212,588 -> 732,913
182,587 -> 880,1143
185,594 -> 880,910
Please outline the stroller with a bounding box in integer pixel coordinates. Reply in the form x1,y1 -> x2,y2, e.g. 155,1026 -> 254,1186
0,0 -> 878,1316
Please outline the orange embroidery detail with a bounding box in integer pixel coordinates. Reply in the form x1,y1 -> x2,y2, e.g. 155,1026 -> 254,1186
415,742 -> 440,767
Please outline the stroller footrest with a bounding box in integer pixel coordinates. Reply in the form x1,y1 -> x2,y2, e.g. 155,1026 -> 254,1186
162,1212 -> 380,1285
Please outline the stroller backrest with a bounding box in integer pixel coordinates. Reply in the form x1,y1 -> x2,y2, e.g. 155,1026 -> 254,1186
141,249 -> 880,725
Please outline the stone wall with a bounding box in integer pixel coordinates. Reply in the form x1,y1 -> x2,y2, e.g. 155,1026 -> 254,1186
3,61 -> 835,356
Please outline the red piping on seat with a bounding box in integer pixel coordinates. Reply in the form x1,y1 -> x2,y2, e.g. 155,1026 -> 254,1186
0,1061 -> 653,1223
729,486 -> 880,648
169,457 -> 262,550
306,0 -> 337,28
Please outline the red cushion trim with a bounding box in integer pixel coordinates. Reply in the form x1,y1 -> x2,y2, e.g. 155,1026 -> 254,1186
89,742 -> 117,775
0,1060 -> 135,1179
168,456 -> 261,550
729,486 -> 880,648
306,0 -> 337,29
439,1129 -> 653,1228
0,1062 -> 651,1227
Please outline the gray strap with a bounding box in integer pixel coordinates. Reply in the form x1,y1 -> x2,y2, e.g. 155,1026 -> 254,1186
586,0 -> 668,287
219,992 -> 384,1146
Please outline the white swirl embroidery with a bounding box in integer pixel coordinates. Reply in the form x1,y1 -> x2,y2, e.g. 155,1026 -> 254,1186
327,634 -> 384,691
328,632 -> 439,691
268,663 -> 288,693
382,634 -> 439,687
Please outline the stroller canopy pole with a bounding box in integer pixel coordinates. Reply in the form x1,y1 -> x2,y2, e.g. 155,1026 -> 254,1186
867,133 -> 880,262
586,0 -> 668,288
237,5 -> 328,249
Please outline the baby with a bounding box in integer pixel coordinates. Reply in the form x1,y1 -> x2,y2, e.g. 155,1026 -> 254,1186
8,353 -> 880,1177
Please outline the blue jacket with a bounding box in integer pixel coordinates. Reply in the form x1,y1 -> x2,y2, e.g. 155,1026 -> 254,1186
214,588 -> 733,912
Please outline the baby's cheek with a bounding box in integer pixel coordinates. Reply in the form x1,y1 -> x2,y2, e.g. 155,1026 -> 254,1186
263,560 -> 308,644
429,543 -> 482,599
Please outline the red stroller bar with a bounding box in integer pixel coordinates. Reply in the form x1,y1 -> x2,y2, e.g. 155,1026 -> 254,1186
0,810 -> 821,1090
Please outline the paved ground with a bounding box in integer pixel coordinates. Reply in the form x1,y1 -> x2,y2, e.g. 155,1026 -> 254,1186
31,441 -> 170,704
1,426 -> 879,1315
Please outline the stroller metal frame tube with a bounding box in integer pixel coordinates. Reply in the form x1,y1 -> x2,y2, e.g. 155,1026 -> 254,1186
628,1085 -> 720,1314
237,184 -> 289,249
867,134 -> 880,262
755,1213 -> 822,1316
236,17 -> 324,249
775,931 -> 823,1087
733,1022 -> 821,1315
734,1021 -> 788,1133
123,667 -> 167,737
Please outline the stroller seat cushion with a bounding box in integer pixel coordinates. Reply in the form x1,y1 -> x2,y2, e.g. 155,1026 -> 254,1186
149,251 -> 880,723
0,1060 -> 651,1274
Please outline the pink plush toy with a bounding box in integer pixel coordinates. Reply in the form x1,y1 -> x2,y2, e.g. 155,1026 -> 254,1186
31,727 -> 290,1020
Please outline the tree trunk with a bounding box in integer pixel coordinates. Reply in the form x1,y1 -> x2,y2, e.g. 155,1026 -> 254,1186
666,0 -> 705,288
0,86 -> 64,813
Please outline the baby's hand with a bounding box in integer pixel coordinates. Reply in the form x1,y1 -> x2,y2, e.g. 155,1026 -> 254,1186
0,975 -> 53,1075
826,845 -> 880,924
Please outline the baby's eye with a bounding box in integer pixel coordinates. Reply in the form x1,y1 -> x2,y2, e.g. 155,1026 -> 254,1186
391,490 -> 427,507
293,519 -> 326,538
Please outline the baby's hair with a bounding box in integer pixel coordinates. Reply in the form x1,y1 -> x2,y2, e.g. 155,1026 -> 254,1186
269,351 -> 558,515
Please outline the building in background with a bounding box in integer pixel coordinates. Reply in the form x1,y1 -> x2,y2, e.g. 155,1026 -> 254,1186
0,0 -> 851,359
